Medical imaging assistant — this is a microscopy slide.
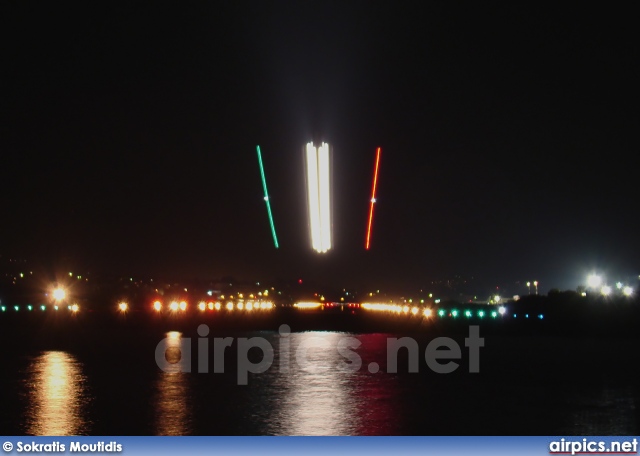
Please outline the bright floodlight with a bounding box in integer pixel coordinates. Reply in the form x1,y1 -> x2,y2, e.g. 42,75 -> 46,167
587,274 -> 602,288
118,302 -> 128,312
52,288 -> 66,301
70,304 -> 79,313
153,301 -> 162,312
601,285 -> 612,296
498,306 -> 506,315
305,142 -> 332,253
623,286 -> 633,296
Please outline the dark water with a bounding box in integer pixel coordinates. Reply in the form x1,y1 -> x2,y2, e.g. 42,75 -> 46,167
1,325 -> 638,435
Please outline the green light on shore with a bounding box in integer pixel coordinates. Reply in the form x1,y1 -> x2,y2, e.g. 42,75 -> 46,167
1,306 -> 5,312
256,145 -> 279,248
41,305 -> 46,311
27,305 -> 32,311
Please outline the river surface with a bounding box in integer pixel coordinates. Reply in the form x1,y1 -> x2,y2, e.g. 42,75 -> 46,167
1,327 -> 638,435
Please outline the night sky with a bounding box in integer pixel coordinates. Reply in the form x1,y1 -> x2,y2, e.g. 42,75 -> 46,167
2,3 -> 639,293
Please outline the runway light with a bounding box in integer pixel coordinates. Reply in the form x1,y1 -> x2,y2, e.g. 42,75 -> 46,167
179,301 -> 187,311
54,305 -> 59,311
14,306 -> 19,312
438,309 -> 445,317
71,304 -> 79,313
498,306 -> 506,315
198,302 -> 206,311
118,302 -> 128,312
451,310 -> 458,317
1,306 -> 5,312
215,302 -> 221,310
411,307 -> 419,315
616,282 -> 623,290
478,310 -> 485,318
601,285 -> 612,296
226,302 -> 234,311
294,302 -> 322,309
491,311 -> 497,318
237,302 -> 244,310
587,274 -> 602,288
52,288 -> 66,301
27,305 -> 32,311
40,305 -> 46,311
623,286 -> 633,296
423,308 -> 432,317
153,301 -> 162,312
207,302 -> 214,310
170,301 -> 179,312
465,310 -> 472,317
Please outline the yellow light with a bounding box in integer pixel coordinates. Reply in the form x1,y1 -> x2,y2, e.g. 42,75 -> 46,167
237,302 -> 244,310
179,301 -> 187,311
226,302 -> 234,311
402,305 -> 410,314
118,302 -> 128,312
70,304 -> 79,313
170,301 -> 179,311
294,302 -> 322,309
411,307 -> 419,315
198,302 -> 206,311
52,288 -> 66,301
423,308 -> 432,317
215,302 -> 221,310
246,302 -> 253,311
153,301 -> 162,312
207,302 -> 214,310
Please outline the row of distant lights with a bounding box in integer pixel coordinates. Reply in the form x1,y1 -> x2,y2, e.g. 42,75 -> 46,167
586,275 -> 634,297
116,300 -> 275,313
359,303 -> 508,318
1,304 -> 79,313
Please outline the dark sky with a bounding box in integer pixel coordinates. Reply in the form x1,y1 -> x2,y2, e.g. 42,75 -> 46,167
2,2 -> 639,293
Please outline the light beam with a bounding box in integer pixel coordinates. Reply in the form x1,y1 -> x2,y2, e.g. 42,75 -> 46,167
365,147 -> 381,250
256,146 -> 279,248
306,142 -> 332,252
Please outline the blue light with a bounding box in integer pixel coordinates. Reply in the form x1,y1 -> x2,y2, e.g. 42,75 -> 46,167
525,314 -> 529,318
538,314 -> 544,319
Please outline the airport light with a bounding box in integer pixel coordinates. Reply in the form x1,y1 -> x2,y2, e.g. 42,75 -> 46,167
533,281 -> 538,295
601,285 -> 612,296
623,286 -> 633,297
153,301 -> 162,312
52,288 -> 66,301
587,274 -> 602,289
179,301 -> 187,311
616,282 -> 623,290
198,302 -> 206,312
305,142 -> 332,253
118,302 -> 128,312
170,301 -> 179,312
70,304 -> 79,313
498,306 -> 506,315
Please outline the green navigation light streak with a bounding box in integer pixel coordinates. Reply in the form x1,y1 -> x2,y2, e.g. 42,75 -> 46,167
256,146 -> 279,248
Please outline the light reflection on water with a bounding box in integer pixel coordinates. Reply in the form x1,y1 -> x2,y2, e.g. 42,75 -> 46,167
267,332 -> 362,435
23,351 -> 89,435
154,331 -> 191,435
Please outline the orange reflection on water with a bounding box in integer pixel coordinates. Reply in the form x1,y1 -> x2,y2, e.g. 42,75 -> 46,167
24,351 -> 88,435
154,331 -> 191,435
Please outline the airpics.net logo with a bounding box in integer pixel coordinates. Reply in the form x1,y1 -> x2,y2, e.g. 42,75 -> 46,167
549,438 -> 638,455
154,324 -> 485,384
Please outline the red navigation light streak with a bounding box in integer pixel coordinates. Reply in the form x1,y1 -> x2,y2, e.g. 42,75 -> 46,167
365,147 -> 381,250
